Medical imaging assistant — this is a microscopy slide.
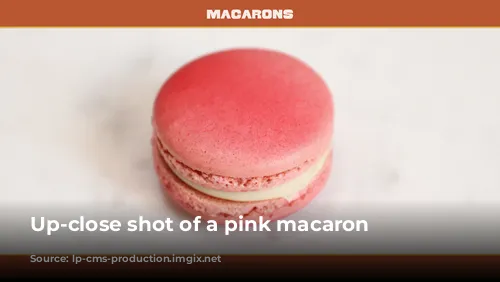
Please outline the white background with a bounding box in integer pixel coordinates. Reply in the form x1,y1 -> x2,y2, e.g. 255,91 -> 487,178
1,28 -> 500,219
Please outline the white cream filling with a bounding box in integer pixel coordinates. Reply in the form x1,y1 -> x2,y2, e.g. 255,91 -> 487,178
167,149 -> 330,202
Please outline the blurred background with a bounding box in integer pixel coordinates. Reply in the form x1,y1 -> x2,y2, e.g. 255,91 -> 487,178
1,29 -> 499,254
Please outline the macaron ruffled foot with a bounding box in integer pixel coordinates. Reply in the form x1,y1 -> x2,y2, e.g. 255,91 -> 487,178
151,48 -> 334,223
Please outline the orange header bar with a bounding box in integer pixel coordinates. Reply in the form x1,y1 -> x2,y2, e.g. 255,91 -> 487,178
1,0 -> 500,27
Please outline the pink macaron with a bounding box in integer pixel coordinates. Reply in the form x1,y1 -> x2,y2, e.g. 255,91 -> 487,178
152,48 -> 334,223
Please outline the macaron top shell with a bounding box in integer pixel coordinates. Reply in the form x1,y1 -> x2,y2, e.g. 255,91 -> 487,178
153,48 -> 333,178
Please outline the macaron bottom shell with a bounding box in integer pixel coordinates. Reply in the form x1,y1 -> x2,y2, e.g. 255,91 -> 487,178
153,142 -> 332,224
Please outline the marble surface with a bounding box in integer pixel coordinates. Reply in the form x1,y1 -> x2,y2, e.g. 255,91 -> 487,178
1,29 -> 500,253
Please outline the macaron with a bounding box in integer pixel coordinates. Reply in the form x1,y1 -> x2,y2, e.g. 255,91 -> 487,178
152,48 -> 334,223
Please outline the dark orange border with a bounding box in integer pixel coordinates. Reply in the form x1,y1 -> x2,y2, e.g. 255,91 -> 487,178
1,255 -> 500,278
1,0 -> 500,27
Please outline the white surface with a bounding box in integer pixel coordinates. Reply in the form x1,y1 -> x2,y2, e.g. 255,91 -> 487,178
1,28 -> 500,218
